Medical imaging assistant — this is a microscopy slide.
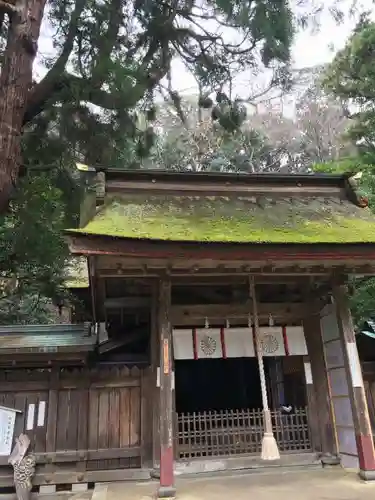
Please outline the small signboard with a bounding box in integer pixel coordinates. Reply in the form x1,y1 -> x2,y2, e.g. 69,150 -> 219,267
0,405 -> 22,457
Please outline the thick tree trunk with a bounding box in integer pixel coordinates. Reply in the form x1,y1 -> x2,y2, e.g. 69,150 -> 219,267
0,0 -> 47,211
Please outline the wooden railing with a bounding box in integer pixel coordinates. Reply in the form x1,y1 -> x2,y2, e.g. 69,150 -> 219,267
176,406 -> 311,459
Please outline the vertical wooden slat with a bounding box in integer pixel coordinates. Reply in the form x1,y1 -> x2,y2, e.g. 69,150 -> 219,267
98,391 -> 109,449
108,388 -> 120,449
56,390 -> 69,450
77,371 -> 90,451
130,387 -> 140,446
67,389 -> 79,450
46,368 -> 59,454
13,393 -> 27,443
140,367 -> 150,465
88,389 -> 99,450
119,388 -> 130,448
34,392 -> 48,453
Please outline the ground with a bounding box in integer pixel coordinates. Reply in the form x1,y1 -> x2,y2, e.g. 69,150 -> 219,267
93,469 -> 375,500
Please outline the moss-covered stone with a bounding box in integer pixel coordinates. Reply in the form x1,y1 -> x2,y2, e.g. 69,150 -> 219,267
67,194 -> 375,244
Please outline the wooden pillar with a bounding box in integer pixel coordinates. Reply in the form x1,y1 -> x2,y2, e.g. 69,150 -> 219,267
150,282 -> 161,470
302,355 -> 321,453
269,359 -> 285,408
303,315 -> 337,458
333,284 -> 375,479
157,276 -> 175,498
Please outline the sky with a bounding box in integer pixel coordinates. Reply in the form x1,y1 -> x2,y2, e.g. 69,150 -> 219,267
35,0 -> 375,110
168,0 -> 375,102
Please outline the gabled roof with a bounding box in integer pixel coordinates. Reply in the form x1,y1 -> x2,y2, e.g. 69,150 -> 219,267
66,169 -> 375,245
0,323 -> 96,355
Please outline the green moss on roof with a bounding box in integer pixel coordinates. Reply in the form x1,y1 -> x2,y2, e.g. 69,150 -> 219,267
68,195 -> 375,244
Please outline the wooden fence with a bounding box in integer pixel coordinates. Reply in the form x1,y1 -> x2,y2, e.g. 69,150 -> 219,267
0,366 -> 144,486
176,407 -> 311,459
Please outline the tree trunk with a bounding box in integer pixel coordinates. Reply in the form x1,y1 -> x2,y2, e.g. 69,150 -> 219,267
0,0 -> 47,211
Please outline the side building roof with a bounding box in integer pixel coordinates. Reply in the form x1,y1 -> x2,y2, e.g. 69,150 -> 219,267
0,323 -> 96,362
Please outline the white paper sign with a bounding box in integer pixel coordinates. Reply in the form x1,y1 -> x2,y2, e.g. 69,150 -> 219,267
304,362 -> 313,384
37,401 -> 46,427
26,404 -> 35,431
347,342 -> 364,388
0,407 -> 16,456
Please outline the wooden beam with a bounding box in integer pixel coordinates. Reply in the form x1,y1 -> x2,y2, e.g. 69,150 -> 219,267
171,302 -> 308,326
98,268 -> 335,279
170,276 -> 314,286
106,179 -> 343,197
104,297 -> 151,309
67,234 -> 375,266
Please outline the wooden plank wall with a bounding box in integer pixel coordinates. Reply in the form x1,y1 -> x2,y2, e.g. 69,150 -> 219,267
320,303 -> 359,469
362,362 -> 375,434
0,365 -> 144,486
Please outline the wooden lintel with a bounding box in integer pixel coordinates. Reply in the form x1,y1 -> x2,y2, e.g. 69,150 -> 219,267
67,234 -> 375,266
171,276 -> 314,286
106,179 -> 343,197
104,296 -> 151,309
171,302 -> 308,325
98,268 -> 333,279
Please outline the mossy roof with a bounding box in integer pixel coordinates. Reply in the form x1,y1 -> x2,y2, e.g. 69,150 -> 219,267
67,194 -> 375,244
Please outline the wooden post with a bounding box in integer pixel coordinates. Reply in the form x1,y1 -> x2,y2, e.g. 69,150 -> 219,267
303,315 -> 338,459
149,281 -> 160,470
302,355 -> 321,453
157,276 -> 175,498
333,284 -> 375,480
269,359 -> 285,408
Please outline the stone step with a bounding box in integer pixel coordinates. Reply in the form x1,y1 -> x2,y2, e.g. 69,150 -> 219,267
150,452 -> 324,479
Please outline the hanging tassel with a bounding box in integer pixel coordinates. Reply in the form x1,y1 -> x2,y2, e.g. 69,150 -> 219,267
249,276 -> 280,461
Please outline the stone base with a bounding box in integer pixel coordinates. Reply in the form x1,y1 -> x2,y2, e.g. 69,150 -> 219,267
72,483 -> 88,492
39,485 -> 56,494
151,468 -> 160,479
156,485 -> 176,498
359,469 -> 375,481
321,454 -> 341,467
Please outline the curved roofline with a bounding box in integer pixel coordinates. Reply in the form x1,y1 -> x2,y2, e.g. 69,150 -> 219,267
97,168 -> 352,187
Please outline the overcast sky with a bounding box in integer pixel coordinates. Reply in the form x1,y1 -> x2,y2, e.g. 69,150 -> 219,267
35,0 -> 375,107
169,0 -> 375,100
